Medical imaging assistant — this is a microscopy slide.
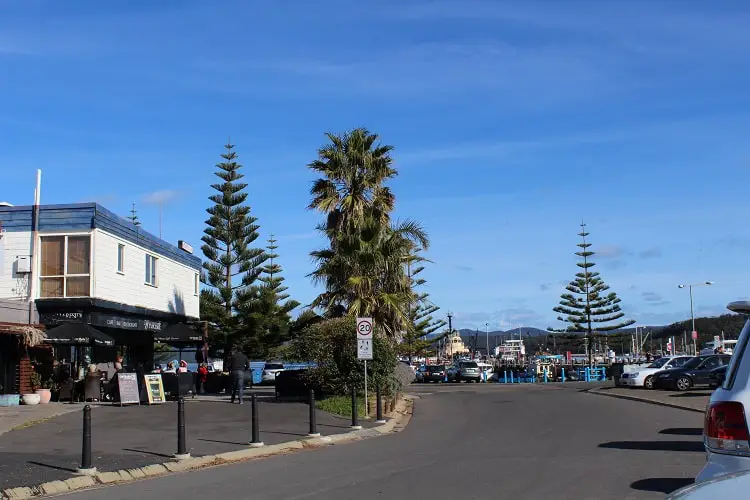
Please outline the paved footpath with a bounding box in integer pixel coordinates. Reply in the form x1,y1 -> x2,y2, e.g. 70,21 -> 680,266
61,383 -> 705,500
0,393 -> 373,491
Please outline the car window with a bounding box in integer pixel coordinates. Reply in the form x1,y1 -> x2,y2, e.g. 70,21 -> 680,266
460,362 -> 478,368
724,320 -> 750,390
702,357 -> 720,370
264,363 -> 284,370
670,357 -> 690,368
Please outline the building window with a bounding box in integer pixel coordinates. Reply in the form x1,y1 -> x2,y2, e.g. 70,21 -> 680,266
39,235 -> 91,298
117,244 -> 125,274
194,273 -> 199,296
145,254 -> 158,286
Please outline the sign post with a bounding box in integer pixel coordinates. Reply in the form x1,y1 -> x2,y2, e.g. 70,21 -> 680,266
357,317 -> 373,417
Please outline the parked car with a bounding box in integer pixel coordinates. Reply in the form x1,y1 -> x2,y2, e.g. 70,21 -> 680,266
652,354 -> 731,391
698,301 -> 750,482
261,362 -> 285,384
414,366 -> 426,383
671,469 -> 750,499
455,361 -> 482,383
708,365 -> 728,389
446,363 -> 460,382
422,365 -> 447,383
620,356 -> 693,389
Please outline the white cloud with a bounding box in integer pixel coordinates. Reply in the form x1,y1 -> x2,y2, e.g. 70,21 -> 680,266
142,189 -> 179,205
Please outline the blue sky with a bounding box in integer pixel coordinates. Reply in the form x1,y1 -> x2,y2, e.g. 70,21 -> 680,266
2,0 -> 750,330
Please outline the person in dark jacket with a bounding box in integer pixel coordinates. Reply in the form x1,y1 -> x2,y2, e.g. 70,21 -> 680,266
227,347 -> 249,404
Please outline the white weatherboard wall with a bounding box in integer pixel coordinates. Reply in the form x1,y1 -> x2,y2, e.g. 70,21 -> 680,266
0,231 -> 32,300
94,229 -> 199,318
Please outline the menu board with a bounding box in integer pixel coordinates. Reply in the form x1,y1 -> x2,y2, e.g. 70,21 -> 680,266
117,372 -> 140,406
144,374 -> 166,404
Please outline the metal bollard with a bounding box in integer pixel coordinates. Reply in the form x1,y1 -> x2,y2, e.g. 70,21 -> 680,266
351,386 -> 362,429
375,384 -> 386,423
174,397 -> 190,459
562,368 -> 566,383
76,405 -> 96,475
307,389 -> 320,437
504,371 -> 507,384
544,371 -> 548,384
250,393 -> 264,447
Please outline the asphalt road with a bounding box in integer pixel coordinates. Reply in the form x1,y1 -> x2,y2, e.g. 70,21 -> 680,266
60,383 -> 706,499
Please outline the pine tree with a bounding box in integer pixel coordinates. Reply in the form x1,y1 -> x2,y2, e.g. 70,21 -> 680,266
551,222 -> 634,365
200,142 -> 267,352
128,203 -> 141,226
400,252 -> 447,361
239,236 -> 300,357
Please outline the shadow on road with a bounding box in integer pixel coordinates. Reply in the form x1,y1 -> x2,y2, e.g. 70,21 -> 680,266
123,448 -> 173,458
599,440 -> 704,452
659,428 -> 703,436
631,478 -> 694,494
27,461 -> 77,473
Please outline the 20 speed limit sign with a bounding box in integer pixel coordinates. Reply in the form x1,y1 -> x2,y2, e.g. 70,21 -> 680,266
356,317 -> 373,339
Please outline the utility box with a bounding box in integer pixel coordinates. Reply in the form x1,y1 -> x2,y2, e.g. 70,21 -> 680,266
16,256 -> 31,274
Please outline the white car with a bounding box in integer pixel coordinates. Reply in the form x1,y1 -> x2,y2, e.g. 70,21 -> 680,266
697,301 -> 750,482
620,356 -> 693,389
261,362 -> 285,384
670,470 -> 750,499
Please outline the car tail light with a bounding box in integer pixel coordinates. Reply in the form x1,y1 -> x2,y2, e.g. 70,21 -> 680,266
705,402 -> 750,453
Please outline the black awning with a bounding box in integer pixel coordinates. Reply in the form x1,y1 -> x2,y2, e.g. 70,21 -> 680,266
44,323 -> 115,347
153,323 -> 203,344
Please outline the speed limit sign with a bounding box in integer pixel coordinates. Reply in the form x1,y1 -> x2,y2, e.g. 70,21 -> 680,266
356,317 -> 373,339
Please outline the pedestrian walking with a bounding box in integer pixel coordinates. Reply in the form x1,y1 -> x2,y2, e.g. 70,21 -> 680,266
228,347 -> 249,404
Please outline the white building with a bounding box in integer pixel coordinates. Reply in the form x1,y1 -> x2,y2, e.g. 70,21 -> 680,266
0,203 -> 202,369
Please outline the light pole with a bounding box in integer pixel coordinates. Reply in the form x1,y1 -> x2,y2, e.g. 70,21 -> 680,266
485,322 -> 489,359
447,312 -> 453,359
678,281 -> 713,355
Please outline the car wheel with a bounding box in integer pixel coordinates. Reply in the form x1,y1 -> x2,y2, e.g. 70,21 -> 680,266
676,376 -> 692,391
643,376 -> 654,390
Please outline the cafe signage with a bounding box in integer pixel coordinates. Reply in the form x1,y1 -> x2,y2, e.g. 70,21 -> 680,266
89,313 -> 164,332
39,311 -> 85,325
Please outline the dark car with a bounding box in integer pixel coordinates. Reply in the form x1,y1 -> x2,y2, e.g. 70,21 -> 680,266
422,365 -> 446,383
653,355 -> 731,391
708,365 -> 728,389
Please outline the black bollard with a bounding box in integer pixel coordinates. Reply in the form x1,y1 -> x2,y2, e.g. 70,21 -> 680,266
307,389 -> 320,437
375,384 -> 385,423
250,392 -> 264,447
76,405 -> 96,474
351,386 -> 361,429
174,397 -> 190,459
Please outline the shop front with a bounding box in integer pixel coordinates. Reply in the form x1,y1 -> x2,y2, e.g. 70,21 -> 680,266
37,298 -> 195,375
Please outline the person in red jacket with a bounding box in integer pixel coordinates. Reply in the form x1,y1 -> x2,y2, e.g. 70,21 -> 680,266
197,363 -> 209,394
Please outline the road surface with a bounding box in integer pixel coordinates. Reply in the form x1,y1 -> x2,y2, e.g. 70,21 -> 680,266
61,383 -> 706,499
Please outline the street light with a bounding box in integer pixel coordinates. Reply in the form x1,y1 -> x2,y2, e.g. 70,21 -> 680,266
678,281 -> 714,355
485,322 -> 489,359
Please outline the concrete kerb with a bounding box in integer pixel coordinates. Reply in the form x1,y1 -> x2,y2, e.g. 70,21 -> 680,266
585,387 -> 705,414
0,394 -> 413,500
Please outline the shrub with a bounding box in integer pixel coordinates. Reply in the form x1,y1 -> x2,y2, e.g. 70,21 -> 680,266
286,317 -> 399,396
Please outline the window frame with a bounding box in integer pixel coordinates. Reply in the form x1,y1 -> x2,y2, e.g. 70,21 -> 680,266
145,254 -> 158,287
117,243 -> 125,274
39,233 -> 92,298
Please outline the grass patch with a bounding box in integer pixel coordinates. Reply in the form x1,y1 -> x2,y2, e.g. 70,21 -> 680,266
316,395 -> 367,418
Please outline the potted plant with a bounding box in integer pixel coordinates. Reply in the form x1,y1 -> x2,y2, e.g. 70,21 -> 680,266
23,372 -> 42,405
36,377 -> 55,404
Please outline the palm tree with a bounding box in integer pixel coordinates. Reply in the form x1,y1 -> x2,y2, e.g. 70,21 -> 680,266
310,218 -> 428,338
308,128 -> 397,236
